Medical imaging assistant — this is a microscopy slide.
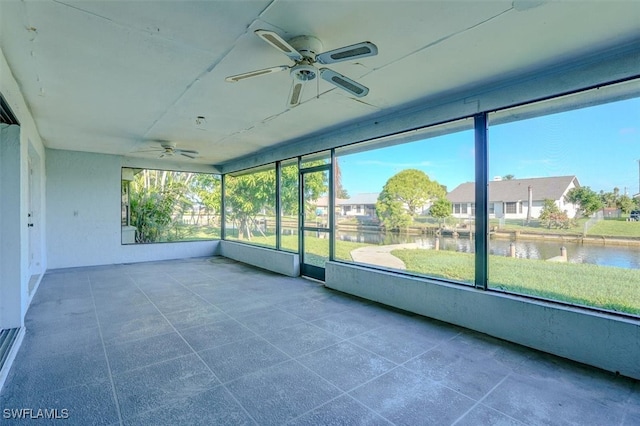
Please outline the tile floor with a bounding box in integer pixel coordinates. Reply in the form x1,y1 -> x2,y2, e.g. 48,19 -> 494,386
0,257 -> 638,425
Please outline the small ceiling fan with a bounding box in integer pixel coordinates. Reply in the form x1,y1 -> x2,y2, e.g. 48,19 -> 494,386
225,30 -> 378,107
137,142 -> 199,159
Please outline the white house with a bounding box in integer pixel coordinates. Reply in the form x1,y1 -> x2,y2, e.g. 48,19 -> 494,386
447,176 -> 581,220
315,193 -> 379,217
337,193 -> 379,217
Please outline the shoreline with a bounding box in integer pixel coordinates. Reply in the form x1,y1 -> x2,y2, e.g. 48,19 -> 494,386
334,224 -> 640,247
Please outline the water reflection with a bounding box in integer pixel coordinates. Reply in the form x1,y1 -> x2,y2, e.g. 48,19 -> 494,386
337,230 -> 640,269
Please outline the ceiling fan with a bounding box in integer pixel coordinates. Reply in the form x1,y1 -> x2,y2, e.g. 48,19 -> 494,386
137,142 -> 199,159
225,29 -> 378,107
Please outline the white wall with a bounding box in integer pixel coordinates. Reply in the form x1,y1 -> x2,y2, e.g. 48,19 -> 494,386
46,149 -> 218,269
0,46 -> 47,329
0,124 -> 22,329
326,262 -> 640,380
220,241 -> 299,277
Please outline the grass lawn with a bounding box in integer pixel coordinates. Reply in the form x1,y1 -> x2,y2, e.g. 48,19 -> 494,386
490,218 -> 640,239
391,249 -> 640,315
490,218 -> 587,236
226,234 -> 369,266
586,220 -> 640,238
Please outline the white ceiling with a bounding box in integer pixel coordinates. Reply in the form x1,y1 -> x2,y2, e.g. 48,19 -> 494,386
1,0 -> 639,167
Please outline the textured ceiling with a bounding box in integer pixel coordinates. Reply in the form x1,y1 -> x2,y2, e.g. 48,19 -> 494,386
1,0 -> 639,167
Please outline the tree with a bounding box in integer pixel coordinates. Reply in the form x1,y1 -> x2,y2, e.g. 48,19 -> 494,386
192,174 -> 221,225
129,169 -> 194,242
503,174 -> 515,180
225,162 -> 327,240
538,199 -> 573,229
600,187 -> 620,208
565,186 -> 603,217
224,170 -> 276,240
429,198 -> 452,225
333,158 -> 349,199
617,195 -> 635,214
376,195 -> 411,230
376,169 -> 446,231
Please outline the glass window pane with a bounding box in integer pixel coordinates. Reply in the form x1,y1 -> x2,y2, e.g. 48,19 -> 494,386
224,164 -> 276,248
303,230 -> 330,268
334,118 -> 475,285
280,159 -> 299,253
303,169 -> 329,229
301,151 -> 330,169
122,168 -> 220,244
488,83 -> 640,316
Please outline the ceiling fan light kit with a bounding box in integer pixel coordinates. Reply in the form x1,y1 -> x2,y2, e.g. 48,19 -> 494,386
226,29 -> 378,107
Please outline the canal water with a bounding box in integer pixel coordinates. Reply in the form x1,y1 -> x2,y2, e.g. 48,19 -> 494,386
336,230 -> 640,269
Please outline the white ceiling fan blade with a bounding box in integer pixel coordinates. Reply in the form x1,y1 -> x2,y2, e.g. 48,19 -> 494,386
316,41 -> 378,64
287,81 -> 305,108
225,65 -> 289,83
177,149 -> 198,154
255,30 -> 303,62
180,152 -> 197,159
135,148 -> 163,153
319,68 -> 369,97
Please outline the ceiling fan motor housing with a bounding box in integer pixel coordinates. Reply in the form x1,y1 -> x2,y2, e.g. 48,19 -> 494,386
288,35 -> 323,59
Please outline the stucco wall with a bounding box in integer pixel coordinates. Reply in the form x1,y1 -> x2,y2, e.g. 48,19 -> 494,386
219,241 -> 300,277
45,149 -> 218,269
0,124 -> 22,328
325,261 -> 640,380
0,45 -> 47,328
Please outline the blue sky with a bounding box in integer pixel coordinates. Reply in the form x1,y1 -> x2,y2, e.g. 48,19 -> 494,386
339,97 -> 640,196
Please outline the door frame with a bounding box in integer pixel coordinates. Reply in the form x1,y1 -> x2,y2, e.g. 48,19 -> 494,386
299,162 -> 333,280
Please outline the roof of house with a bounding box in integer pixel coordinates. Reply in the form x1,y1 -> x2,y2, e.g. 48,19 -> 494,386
447,176 -> 580,203
316,193 -> 380,207
338,193 -> 380,206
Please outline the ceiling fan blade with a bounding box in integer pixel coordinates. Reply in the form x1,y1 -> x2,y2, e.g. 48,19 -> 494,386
225,65 -> 289,83
319,68 -> 369,97
316,41 -> 378,64
287,81 -> 305,108
177,149 -> 198,154
180,152 -> 197,159
135,149 -> 163,153
255,29 -> 303,62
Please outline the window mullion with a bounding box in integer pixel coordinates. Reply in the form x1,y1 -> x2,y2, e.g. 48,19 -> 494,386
474,113 -> 488,290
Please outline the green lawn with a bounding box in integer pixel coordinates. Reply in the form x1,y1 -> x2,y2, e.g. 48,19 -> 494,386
489,218 -> 587,235
226,234 -> 369,265
586,220 -> 640,238
490,218 -> 640,238
392,249 -> 640,315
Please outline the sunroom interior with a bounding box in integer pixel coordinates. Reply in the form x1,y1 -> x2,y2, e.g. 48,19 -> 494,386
1,0 -> 639,424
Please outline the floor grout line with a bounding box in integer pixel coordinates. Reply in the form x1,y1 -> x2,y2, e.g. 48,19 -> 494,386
449,373 -> 518,426
128,270 -> 261,425
9,258 -> 637,425
87,274 -> 125,426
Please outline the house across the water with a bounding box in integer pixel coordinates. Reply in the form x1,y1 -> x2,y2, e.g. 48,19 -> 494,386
316,193 -> 380,217
447,176 -> 581,219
